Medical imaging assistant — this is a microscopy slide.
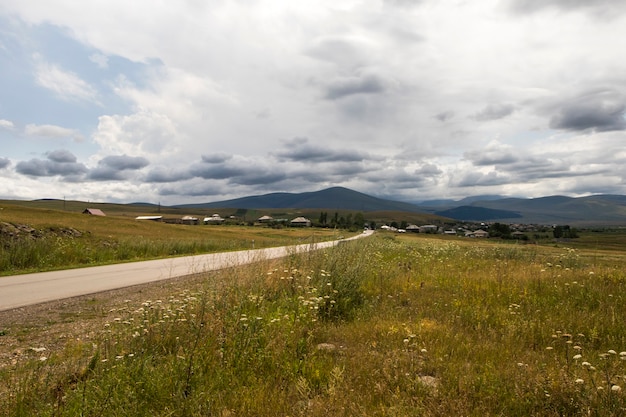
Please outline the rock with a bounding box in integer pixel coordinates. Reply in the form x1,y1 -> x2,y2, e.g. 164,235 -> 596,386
316,343 -> 337,352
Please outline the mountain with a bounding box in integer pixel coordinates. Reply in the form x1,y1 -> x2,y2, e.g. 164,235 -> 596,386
174,187 -> 427,213
417,195 -> 506,208
434,206 -> 522,221
442,195 -> 626,225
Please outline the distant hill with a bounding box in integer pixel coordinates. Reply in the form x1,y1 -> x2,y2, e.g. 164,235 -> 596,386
434,206 -> 522,221
417,195 -> 506,208
420,195 -> 625,226
174,187 -> 427,213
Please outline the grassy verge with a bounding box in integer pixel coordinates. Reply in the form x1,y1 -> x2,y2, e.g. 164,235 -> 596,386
2,233 -> 626,416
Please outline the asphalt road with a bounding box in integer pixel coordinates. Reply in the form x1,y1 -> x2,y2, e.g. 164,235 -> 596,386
0,230 -> 373,311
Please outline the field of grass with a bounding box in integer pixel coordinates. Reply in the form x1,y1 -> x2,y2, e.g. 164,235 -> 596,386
2,228 -> 626,416
0,203 -> 344,275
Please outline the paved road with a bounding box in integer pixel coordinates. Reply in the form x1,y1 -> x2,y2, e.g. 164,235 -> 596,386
0,230 -> 373,311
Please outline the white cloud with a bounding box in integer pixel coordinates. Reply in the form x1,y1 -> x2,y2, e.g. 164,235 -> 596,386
24,124 -> 85,142
33,54 -> 98,102
0,119 -> 15,129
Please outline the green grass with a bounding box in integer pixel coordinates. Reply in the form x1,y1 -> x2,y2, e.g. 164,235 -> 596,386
0,203 -> 345,275
3,232 -> 626,416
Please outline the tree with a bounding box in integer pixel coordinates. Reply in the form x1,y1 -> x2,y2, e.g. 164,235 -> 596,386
353,212 -> 365,228
489,222 -> 511,239
554,225 -> 579,239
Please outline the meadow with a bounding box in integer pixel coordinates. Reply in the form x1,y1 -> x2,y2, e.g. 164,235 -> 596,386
0,203 -> 343,275
2,223 -> 626,416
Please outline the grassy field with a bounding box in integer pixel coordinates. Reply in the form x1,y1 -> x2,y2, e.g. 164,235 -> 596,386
2,225 -> 626,416
0,202 -> 345,275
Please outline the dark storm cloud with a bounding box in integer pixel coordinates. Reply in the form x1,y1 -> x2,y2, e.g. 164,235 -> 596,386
455,171 -> 511,187
274,137 -> 370,163
190,163 -> 248,180
325,74 -> 387,100
326,162 -> 369,176
364,163 -> 442,188
46,149 -> 77,163
189,157 -> 287,186
0,157 -> 10,169
479,156 -> 605,185
145,167 -> 193,183
464,148 -> 519,166
98,155 -> 150,170
87,154 -> 150,181
549,96 -> 626,132
15,150 -> 88,177
201,153 -> 232,164
472,103 -> 515,121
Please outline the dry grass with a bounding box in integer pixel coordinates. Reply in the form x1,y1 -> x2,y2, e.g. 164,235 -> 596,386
2,231 -> 626,416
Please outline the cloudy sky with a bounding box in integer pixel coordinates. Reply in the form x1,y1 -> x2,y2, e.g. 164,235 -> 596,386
1,0 -> 625,205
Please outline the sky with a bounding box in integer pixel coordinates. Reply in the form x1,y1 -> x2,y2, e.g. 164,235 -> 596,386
0,0 -> 625,205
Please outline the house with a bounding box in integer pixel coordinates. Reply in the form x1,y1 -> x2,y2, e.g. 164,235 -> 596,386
257,215 -> 274,223
204,214 -> 225,224
82,208 -> 106,216
290,216 -> 311,227
473,230 -> 489,238
181,215 -> 199,225
419,225 -> 439,233
406,224 -> 420,233
135,216 -> 163,221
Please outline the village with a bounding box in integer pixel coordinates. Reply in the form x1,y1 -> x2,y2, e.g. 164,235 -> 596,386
81,207 -> 566,241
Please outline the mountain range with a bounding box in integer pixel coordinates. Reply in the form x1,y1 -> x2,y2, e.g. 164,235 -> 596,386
174,187 -> 626,226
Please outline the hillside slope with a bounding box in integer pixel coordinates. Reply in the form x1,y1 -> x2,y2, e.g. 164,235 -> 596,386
174,187 -> 426,212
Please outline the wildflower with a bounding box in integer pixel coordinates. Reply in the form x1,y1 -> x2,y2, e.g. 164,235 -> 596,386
421,348 -> 428,353
608,350 -> 617,355
573,345 -> 582,350
582,362 -> 591,367
573,354 -> 582,360
546,347 -> 554,351
575,379 -> 584,384
612,385 -> 622,392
